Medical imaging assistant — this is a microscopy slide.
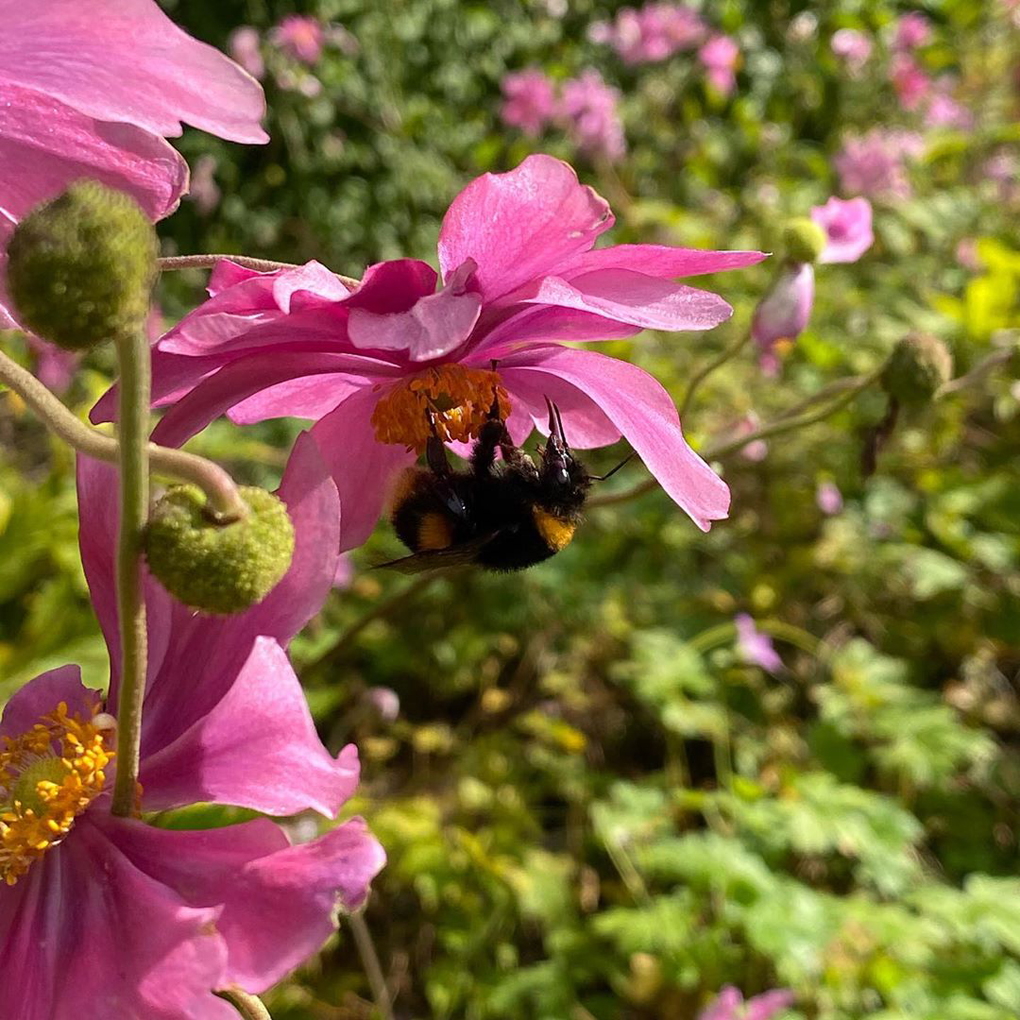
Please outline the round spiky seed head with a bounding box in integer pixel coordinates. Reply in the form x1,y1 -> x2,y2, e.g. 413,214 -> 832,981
6,181 -> 157,352
881,334 -> 954,408
144,485 -> 295,615
782,217 -> 828,264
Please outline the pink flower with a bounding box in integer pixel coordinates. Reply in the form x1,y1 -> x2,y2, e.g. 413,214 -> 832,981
699,34 -> 740,96
811,196 -> 874,264
834,128 -> 923,198
25,334 -> 78,394
590,4 -> 705,64
890,53 -> 931,111
270,14 -> 326,65
734,617 -> 785,675
500,69 -> 558,136
816,479 -> 844,515
188,154 -> 222,215
97,156 -> 764,549
0,0 -> 267,331
0,436 -> 384,1016
924,79 -> 973,130
830,28 -> 872,75
700,986 -> 794,1020
751,262 -> 815,356
894,12 -> 932,50
228,25 -> 266,80
559,70 -> 627,160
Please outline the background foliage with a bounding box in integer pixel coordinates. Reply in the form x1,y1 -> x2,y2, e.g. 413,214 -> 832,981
1,1 -> 1018,1018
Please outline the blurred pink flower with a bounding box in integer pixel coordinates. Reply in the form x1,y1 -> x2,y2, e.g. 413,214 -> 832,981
816,480 -> 844,515
729,413 -> 768,462
500,69 -> 558,136
925,80 -> 973,130
890,53 -> 931,111
98,156 -> 765,548
834,128 -> 923,198
188,153 -> 222,215
955,238 -> 980,270
560,70 -> 627,160
228,25 -> 266,80
811,196 -> 874,264
26,334 -> 77,394
734,618 -> 785,675
333,553 -> 354,589
699,34 -> 740,96
0,437 -> 384,1016
894,12 -> 932,50
366,687 -> 401,722
751,262 -> 814,356
589,3 -> 705,64
270,14 -> 325,65
700,986 -> 795,1020
831,28 -> 872,75
0,0 -> 267,356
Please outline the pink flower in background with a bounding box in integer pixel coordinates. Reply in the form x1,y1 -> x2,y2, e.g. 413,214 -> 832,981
924,79 -> 974,130
188,154 -> 222,215
560,70 -> 627,160
816,480 -> 844,515
890,53 -> 932,111
734,617 -> 785,675
500,69 -> 558,136
834,128 -> 923,199
811,196 -> 874,264
366,687 -> 401,722
0,0 -> 267,341
98,156 -> 764,548
589,3 -> 705,64
751,262 -> 815,362
0,436 -> 384,1017
699,34 -> 741,96
270,14 -> 326,65
894,12 -> 932,50
831,28 -> 872,75
228,25 -> 266,80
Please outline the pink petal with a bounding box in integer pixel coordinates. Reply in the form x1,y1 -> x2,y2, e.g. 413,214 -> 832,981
0,82 -> 188,221
311,388 -> 416,551
0,0 -> 268,143
103,815 -> 386,993
556,243 -> 767,280
497,346 -> 729,530
345,258 -> 438,314
504,268 -> 734,332
437,154 -> 613,303
348,259 -> 483,361
0,666 -> 99,741
0,817 -> 231,1020
139,636 -> 360,817
474,303 -> 641,359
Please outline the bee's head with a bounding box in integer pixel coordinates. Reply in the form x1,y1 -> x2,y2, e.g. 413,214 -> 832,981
537,398 -> 590,514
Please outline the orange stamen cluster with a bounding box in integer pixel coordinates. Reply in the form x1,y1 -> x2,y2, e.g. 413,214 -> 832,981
0,702 -> 113,885
371,364 -> 511,453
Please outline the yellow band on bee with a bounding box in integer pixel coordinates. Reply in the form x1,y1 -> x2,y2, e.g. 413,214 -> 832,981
532,508 -> 576,551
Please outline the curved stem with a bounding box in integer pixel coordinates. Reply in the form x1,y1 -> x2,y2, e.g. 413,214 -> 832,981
158,253 -> 360,290
216,989 -> 273,1020
679,330 -> 750,419
110,333 -> 150,817
0,347 -> 247,520
349,911 -> 395,1020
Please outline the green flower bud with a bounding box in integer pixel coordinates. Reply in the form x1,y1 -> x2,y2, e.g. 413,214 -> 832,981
144,485 -> 295,615
881,334 -> 954,408
6,181 -> 157,352
782,218 -> 828,264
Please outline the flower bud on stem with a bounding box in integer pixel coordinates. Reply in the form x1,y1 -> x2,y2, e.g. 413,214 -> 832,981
216,989 -> 273,1020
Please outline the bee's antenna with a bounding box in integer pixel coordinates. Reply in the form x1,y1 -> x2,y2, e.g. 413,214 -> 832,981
544,397 -> 567,446
590,452 -> 635,482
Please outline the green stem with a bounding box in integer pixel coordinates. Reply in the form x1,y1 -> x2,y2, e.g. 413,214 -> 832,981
110,333 -> 150,817
679,330 -> 750,419
0,346 -> 247,520
348,911 -> 395,1020
158,254 -> 360,290
215,989 -> 273,1020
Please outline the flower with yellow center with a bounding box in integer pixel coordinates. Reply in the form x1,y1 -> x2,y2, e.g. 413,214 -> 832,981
0,702 -> 114,885
371,364 -> 511,453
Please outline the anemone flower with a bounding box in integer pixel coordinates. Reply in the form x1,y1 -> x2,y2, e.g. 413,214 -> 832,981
699,985 -> 795,1020
0,0 -> 267,330
811,196 -> 873,264
96,156 -> 764,550
0,435 -> 385,1016
734,614 -> 784,674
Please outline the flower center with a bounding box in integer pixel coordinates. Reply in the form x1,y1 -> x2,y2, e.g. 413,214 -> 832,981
371,364 -> 511,453
0,702 -> 114,885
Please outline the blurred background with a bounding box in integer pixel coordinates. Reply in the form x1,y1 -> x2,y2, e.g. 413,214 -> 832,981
1,1 -> 1019,1018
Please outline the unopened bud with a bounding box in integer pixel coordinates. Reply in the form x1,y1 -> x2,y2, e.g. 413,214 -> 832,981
751,262 -> 815,351
6,181 -> 157,352
782,217 -> 828,264
881,333 -> 953,407
144,485 -> 295,614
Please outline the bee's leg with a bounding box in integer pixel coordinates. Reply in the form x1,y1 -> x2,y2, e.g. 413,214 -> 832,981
424,409 -> 452,477
472,418 -> 507,476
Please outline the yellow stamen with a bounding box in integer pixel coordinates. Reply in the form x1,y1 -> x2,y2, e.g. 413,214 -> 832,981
371,364 -> 511,453
0,701 -> 114,885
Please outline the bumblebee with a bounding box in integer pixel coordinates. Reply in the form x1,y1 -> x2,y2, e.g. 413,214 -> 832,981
382,399 -> 626,574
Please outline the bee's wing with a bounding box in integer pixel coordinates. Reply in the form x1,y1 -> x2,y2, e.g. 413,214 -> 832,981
375,533 -> 499,575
